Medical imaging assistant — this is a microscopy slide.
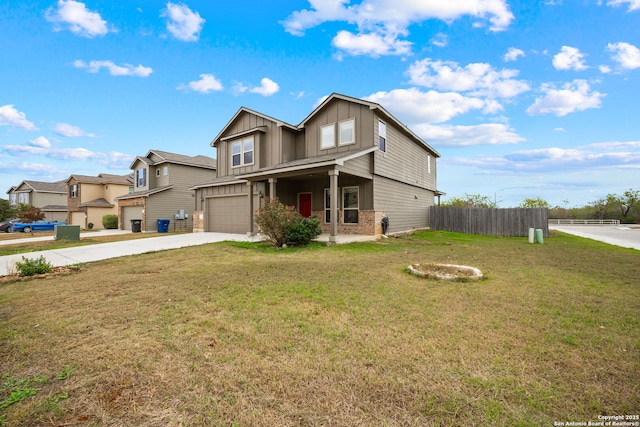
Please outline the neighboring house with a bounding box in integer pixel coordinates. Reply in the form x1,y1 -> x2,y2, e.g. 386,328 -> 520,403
66,173 -> 133,229
191,93 -> 442,242
6,180 -> 68,222
115,149 -> 216,231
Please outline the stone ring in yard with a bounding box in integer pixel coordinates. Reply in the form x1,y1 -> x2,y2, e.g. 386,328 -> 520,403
408,263 -> 483,281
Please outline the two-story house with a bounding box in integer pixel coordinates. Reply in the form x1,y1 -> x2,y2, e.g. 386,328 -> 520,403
6,180 -> 68,222
66,173 -> 133,229
115,150 -> 216,231
192,93 -> 442,242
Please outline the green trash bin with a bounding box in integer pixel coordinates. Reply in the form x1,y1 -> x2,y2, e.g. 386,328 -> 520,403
157,218 -> 170,233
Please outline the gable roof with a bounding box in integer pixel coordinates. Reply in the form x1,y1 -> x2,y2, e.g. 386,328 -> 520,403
66,173 -> 133,185
115,185 -> 173,200
300,93 -> 440,157
211,107 -> 299,147
130,149 -> 216,170
211,93 -> 440,157
11,180 -> 67,194
79,197 -> 114,208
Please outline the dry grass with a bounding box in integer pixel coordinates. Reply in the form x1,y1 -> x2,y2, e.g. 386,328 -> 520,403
0,230 -> 638,426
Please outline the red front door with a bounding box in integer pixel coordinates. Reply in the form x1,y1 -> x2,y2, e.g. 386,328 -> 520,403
299,193 -> 312,218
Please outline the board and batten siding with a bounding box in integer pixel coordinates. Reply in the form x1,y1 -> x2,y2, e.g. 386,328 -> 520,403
216,113 -> 281,178
303,100 -> 375,158
373,175 -> 433,233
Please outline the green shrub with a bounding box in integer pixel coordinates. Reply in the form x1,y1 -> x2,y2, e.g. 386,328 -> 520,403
15,256 -> 53,277
255,199 -> 299,247
102,214 -> 118,229
286,215 -> 322,245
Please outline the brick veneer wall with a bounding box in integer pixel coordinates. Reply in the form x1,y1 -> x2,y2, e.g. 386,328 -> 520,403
312,210 -> 384,236
118,197 -> 146,230
192,210 -> 205,232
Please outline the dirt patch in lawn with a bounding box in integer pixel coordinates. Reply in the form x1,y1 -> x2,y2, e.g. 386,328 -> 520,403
408,262 -> 483,281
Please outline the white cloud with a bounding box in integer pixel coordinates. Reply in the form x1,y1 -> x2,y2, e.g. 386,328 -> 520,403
0,105 -> 37,130
249,78 -> 280,96
526,80 -> 605,116
45,0 -> 110,38
504,147 -> 640,170
588,140 -> 640,149
606,0 -> 640,11
177,74 -> 223,93
606,42 -> 640,69
73,60 -> 153,77
413,123 -> 525,147
407,59 -> 530,98
553,46 -> 589,71
332,30 -> 412,57
0,161 -> 67,176
54,122 -> 96,137
504,47 -> 525,62
29,136 -> 51,148
599,65 -> 612,74
431,33 -> 448,48
282,0 -> 513,57
364,88 -> 494,124
162,2 -> 205,42
2,144 -> 134,169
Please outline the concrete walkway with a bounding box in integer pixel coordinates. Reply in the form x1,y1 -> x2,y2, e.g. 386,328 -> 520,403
549,225 -> 640,251
0,231 -> 261,276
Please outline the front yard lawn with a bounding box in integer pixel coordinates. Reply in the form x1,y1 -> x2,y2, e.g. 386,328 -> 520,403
0,230 -> 638,426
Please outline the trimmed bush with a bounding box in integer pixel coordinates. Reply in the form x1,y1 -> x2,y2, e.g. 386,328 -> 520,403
255,199 -> 321,247
102,214 -> 118,229
15,256 -> 53,277
286,215 -> 322,246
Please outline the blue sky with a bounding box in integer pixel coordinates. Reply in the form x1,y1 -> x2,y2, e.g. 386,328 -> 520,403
1,0 -> 639,208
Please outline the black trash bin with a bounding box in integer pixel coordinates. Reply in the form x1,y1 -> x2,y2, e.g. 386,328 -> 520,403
157,218 -> 170,233
130,219 -> 142,233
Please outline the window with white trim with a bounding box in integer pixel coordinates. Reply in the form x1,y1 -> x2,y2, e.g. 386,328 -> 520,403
321,124 -> 335,149
232,136 -> 254,167
9,193 -> 16,205
163,166 -> 168,175
18,193 -> 29,204
427,155 -> 431,174
378,120 -> 386,152
342,186 -> 359,224
69,184 -> 78,198
339,119 -> 355,145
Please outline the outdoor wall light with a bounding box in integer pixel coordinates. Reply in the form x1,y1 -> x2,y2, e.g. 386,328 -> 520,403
259,190 -> 264,199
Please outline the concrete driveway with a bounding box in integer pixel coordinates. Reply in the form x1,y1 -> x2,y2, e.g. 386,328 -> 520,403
549,225 -> 640,251
0,231 -> 261,276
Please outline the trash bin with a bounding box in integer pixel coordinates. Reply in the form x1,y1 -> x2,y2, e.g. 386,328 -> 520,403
130,219 -> 142,233
157,218 -> 170,233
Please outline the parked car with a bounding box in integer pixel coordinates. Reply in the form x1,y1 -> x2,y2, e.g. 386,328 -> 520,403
0,219 -> 20,233
11,220 -> 67,233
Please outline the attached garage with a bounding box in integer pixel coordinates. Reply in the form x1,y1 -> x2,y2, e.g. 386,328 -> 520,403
207,195 -> 249,234
122,206 -> 144,230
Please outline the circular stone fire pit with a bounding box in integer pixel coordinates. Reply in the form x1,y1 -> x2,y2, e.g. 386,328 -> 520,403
408,263 -> 483,281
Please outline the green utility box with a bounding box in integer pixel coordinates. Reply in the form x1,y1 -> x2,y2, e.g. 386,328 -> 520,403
54,225 -> 81,241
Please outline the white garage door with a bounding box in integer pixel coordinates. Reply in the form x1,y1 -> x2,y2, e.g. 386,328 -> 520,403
207,195 -> 249,234
122,206 -> 144,230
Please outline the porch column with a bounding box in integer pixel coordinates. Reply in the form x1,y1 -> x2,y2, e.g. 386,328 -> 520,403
247,181 -> 255,236
268,178 -> 277,201
329,169 -> 339,243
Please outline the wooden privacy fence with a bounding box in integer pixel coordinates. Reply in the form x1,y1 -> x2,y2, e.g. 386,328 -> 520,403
429,207 -> 549,237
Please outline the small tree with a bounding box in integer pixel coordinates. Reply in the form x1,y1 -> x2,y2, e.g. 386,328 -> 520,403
17,206 -> 45,234
0,199 -> 16,221
519,197 -> 550,208
442,193 -> 496,208
255,199 -> 299,247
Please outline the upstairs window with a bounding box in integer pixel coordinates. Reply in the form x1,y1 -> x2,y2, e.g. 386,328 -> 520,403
69,184 -> 78,198
18,193 -> 29,204
232,136 -> 254,167
163,166 -> 168,175
428,155 -> 431,174
378,120 -> 386,152
135,169 -> 146,187
339,119 -> 355,145
9,194 -> 16,205
321,124 -> 335,149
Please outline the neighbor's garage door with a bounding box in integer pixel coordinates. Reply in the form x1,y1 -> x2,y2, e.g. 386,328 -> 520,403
122,206 -> 144,230
207,195 -> 248,233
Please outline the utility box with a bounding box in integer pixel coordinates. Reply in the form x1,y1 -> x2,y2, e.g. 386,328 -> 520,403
54,225 -> 81,241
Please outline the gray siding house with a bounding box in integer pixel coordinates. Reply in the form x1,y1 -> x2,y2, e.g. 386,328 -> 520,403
116,150 -> 216,231
6,180 -> 68,222
192,93 -> 441,242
